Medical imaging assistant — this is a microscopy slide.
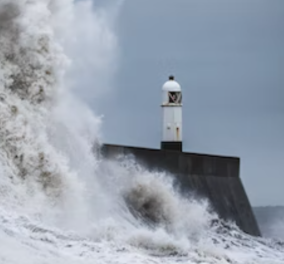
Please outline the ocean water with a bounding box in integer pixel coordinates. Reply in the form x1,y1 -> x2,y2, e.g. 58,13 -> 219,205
0,1 -> 284,263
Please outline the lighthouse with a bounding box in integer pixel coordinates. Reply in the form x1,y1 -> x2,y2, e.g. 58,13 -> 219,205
161,75 -> 183,152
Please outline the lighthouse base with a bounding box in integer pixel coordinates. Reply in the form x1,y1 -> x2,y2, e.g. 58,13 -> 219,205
161,141 -> 182,152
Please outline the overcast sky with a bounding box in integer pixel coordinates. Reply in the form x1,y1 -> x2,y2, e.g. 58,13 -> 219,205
90,0 -> 284,207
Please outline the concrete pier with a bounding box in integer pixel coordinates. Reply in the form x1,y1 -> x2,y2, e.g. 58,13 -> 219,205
101,143 -> 261,237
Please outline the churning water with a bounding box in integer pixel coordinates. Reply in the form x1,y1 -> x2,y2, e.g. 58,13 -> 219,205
0,1 -> 284,263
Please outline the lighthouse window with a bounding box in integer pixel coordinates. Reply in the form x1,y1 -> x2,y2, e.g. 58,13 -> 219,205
168,92 -> 182,104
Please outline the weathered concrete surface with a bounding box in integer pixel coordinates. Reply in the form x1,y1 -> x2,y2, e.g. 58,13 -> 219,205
101,144 -> 261,237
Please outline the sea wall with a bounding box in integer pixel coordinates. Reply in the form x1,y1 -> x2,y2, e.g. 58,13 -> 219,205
100,144 -> 261,237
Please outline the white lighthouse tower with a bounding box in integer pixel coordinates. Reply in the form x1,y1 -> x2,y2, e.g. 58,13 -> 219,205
161,75 -> 183,152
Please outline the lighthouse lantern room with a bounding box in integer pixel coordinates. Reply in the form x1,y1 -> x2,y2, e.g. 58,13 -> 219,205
161,75 -> 183,152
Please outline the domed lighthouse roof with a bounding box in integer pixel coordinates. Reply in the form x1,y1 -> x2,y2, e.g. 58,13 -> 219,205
162,75 -> 181,92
